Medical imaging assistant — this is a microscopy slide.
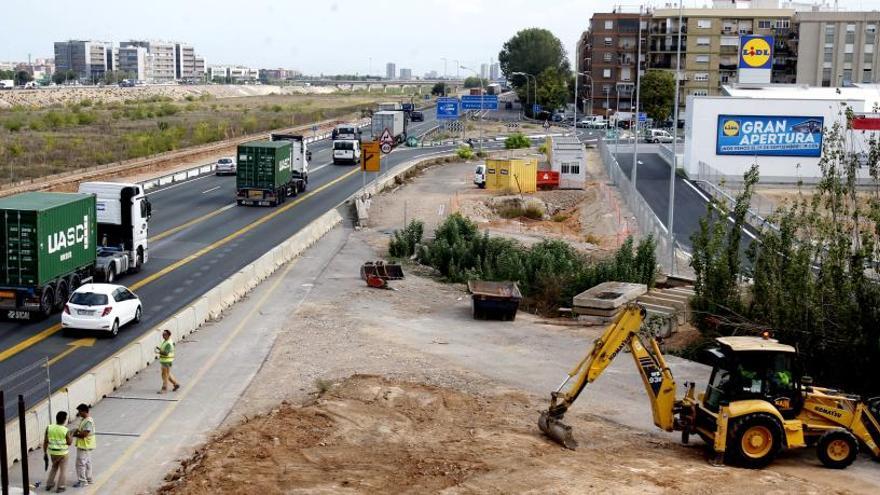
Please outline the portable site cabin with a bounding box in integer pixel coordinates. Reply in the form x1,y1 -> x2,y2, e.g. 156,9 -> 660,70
483,158 -> 537,193
546,136 -> 586,189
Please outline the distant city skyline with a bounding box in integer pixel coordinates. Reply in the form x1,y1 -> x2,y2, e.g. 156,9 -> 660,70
5,1 -> 880,76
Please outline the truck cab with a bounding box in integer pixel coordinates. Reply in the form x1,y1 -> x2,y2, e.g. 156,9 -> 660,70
77,182 -> 151,282
332,139 -> 361,165
269,134 -> 311,194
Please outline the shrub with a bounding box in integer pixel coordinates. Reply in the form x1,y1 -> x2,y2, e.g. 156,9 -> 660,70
504,132 -> 530,149
456,146 -> 474,160
156,102 -> 179,117
552,212 -> 568,222
3,118 -> 24,132
75,111 -> 97,125
389,220 -> 424,258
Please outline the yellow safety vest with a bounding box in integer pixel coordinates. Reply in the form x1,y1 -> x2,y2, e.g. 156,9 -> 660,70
159,339 -> 174,364
47,424 -> 69,456
75,417 -> 96,450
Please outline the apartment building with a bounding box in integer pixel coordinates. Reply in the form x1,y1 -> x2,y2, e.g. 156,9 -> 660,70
53,40 -> 111,81
120,41 -> 177,82
795,11 -> 880,86
582,11 -> 648,116
386,62 -> 397,80
208,65 -> 258,83
399,68 -> 413,80
648,5 -> 797,115
194,56 -> 206,79
489,63 -> 500,81
116,46 -> 147,80
174,43 -> 196,80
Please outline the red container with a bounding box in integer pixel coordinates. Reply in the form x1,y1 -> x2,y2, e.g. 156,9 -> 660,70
537,170 -> 560,189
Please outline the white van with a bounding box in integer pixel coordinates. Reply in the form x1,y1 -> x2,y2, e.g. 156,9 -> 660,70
332,139 -> 361,165
474,164 -> 486,188
645,129 -> 674,143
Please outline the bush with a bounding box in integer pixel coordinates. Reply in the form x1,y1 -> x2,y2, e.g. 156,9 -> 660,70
456,145 -> 475,160
156,102 -> 179,117
504,132 -> 530,149
75,111 -> 97,125
3,118 -> 24,132
389,220 -> 424,258
497,205 -> 543,220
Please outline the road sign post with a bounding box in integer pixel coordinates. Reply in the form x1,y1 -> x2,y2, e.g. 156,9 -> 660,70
436,97 -> 460,120
361,141 -> 381,198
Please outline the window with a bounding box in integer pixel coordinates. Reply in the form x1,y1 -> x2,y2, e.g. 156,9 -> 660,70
824,45 -> 833,63
603,52 -> 612,62
698,19 -> 712,29
560,162 -> 580,175
694,72 -> 709,81
845,44 -> 854,53
604,20 -> 613,30
864,69 -> 873,83
696,55 -> 710,63
868,24 -> 877,44
847,23 -> 856,32
822,68 -> 832,87
696,37 -> 711,47
846,24 -> 856,44
721,36 -> 739,46
604,37 -> 612,47
825,24 -> 836,44
774,19 -> 790,29
845,53 -> 854,63
603,68 -> 612,78
758,20 -> 772,29
692,90 -> 709,96
843,68 -> 853,83
866,44 -> 874,54
602,84 -> 611,94
866,52 -> 874,63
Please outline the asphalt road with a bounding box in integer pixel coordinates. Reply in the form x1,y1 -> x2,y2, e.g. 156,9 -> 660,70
0,108 -> 445,417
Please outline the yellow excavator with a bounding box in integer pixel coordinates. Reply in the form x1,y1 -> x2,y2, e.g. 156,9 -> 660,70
539,304 -> 880,468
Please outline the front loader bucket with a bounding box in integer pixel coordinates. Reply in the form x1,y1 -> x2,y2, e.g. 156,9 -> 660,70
538,411 -> 578,450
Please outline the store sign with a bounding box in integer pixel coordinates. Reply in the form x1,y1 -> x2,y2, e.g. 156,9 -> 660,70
737,35 -> 773,84
716,115 -> 824,157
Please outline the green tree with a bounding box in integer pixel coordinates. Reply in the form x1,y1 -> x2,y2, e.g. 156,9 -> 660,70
431,82 -> 448,96
463,77 -> 488,89
535,67 -> 568,112
498,28 -> 571,116
14,70 -> 33,86
639,71 -> 675,122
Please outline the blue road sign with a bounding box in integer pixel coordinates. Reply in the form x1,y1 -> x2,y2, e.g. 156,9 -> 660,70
436,97 -> 460,120
402,103 -> 414,112
638,112 -> 647,122
461,95 -> 499,111
533,104 -> 542,114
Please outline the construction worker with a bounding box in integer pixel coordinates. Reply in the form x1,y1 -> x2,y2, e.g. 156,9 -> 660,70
43,410 -> 72,493
156,329 -> 180,393
71,403 -> 95,488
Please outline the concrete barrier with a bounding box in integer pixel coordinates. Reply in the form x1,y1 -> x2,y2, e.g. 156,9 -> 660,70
4,207 -> 343,461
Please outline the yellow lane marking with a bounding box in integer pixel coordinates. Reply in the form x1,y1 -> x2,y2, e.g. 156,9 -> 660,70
89,243 -> 300,492
0,167 -> 359,364
47,337 -> 96,366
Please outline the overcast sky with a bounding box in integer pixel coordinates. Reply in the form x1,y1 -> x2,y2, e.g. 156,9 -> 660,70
4,0 -> 880,75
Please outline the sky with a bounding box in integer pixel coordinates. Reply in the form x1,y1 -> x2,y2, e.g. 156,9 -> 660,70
4,0 -> 880,75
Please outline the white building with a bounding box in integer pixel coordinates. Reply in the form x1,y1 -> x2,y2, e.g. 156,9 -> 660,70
386,62 -> 396,80
546,135 -> 587,189
684,84 -> 880,183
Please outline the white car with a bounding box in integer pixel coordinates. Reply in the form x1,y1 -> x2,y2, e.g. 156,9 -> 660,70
215,157 -> 236,175
62,284 -> 142,337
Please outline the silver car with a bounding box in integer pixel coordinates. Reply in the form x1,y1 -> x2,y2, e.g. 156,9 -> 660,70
215,157 -> 236,175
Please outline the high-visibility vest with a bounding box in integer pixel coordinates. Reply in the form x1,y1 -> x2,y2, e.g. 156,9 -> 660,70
159,339 -> 174,364
47,424 -> 69,456
75,417 -> 96,450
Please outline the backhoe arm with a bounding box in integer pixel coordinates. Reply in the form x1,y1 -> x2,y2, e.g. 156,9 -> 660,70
539,304 -> 677,449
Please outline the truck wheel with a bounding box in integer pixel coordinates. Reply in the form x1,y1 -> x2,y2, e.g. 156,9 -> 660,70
727,413 -> 783,468
106,266 -> 115,284
130,250 -> 144,274
817,430 -> 858,469
39,287 -> 55,318
56,280 -> 70,311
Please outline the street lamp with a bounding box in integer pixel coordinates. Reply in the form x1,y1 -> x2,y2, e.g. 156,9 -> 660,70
667,0 -> 684,274
511,71 -> 536,117
575,71 -> 593,131
461,65 -> 484,153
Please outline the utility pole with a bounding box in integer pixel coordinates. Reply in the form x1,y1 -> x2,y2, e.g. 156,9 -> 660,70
632,8 -> 643,189
667,0 -> 684,274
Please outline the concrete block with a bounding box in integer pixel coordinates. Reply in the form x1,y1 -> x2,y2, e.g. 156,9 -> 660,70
174,307 -> 196,337
205,286 -> 223,319
219,278 -> 236,309
157,316 -> 178,337
65,373 -> 97,414
270,246 -> 284,269
5,421 -> 20,463
573,281 -> 647,311
138,330 -> 162,365
118,344 -> 143,381
193,296 -> 210,327
93,358 -> 121,399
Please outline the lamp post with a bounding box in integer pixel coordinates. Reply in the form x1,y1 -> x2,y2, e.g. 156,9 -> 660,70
512,71 -> 537,117
667,0 -> 684,274
632,8 -> 644,189
577,72 -> 593,121
461,65 -> 484,153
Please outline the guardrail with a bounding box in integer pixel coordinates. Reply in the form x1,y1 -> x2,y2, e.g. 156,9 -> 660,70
658,142 -> 683,168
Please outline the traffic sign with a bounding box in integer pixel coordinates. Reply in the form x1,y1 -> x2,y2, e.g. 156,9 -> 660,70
402,103 -> 414,112
436,97 -> 460,120
380,128 -> 394,145
533,104 -> 542,114
361,141 -> 381,172
461,95 -> 498,110
381,143 -> 393,154
638,112 -> 647,122
311,124 -> 319,132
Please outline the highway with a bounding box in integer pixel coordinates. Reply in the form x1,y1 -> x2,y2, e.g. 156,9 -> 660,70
0,109 -> 445,417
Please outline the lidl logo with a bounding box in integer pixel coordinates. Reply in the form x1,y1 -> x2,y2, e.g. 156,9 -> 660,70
739,36 -> 773,69
722,120 -> 740,137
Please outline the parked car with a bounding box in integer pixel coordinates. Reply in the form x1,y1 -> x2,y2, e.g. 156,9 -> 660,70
215,157 -> 237,175
62,284 -> 142,337
645,129 -> 675,143
410,110 -> 424,122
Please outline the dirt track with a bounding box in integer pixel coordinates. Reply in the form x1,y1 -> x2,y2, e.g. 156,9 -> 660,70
158,375 -> 847,495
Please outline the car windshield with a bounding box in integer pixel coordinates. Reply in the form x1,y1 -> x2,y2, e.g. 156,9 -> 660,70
70,292 -> 108,306
334,142 -> 354,150
218,158 -> 232,164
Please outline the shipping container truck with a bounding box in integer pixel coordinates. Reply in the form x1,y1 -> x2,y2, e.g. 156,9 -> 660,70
377,102 -> 401,111
270,134 -> 310,192
236,140 -> 295,206
0,192 -> 97,319
371,111 -> 407,144
78,182 -> 152,281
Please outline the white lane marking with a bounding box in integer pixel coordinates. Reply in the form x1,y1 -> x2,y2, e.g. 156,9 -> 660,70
682,178 -> 757,240
201,186 -> 221,194
146,172 -> 215,196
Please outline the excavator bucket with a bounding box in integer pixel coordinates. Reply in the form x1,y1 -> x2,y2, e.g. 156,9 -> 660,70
538,411 -> 578,450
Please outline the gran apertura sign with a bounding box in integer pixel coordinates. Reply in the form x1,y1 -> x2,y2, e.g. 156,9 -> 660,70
716,115 -> 824,157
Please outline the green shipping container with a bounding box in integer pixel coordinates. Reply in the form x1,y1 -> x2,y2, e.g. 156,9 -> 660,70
0,192 -> 97,288
236,140 -> 292,190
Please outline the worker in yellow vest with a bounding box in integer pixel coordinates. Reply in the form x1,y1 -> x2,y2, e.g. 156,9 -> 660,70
43,410 -> 72,493
71,403 -> 95,488
156,329 -> 181,393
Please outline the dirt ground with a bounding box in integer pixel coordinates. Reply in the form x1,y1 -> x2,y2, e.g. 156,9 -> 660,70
158,375 -> 841,495
367,147 -> 637,252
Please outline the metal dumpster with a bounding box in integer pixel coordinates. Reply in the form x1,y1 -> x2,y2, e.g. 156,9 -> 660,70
360,261 -> 404,288
467,280 -> 522,321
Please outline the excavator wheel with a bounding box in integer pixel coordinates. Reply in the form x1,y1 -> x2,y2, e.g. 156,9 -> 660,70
727,413 -> 783,469
817,430 -> 858,469
538,411 -> 578,450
